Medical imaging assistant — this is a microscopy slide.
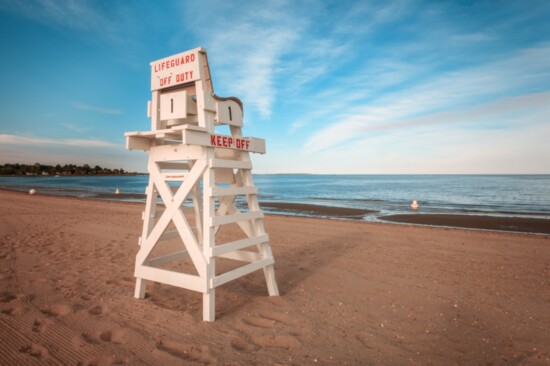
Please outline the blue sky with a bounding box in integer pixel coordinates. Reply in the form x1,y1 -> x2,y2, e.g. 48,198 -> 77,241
0,0 -> 549,174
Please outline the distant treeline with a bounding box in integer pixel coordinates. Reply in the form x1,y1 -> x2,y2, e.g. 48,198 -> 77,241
0,163 -> 138,176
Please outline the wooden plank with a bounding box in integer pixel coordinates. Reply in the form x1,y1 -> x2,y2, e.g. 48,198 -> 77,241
157,161 -> 190,170
181,129 -> 266,154
149,144 -> 203,160
218,250 -> 262,262
208,186 -> 257,197
171,124 -> 208,133
210,211 -> 263,227
210,159 -> 251,169
212,234 -> 269,257
136,265 -> 205,292
161,173 -> 188,181
126,135 -> 151,151
211,258 -> 274,288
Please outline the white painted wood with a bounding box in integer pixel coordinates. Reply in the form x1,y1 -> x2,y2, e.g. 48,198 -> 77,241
181,129 -> 266,154
212,234 -> 269,257
210,210 -> 263,227
211,258 -> 274,288
150,47 -> 203,91
149,144 -> 203,161
210,158 -> 252,169
134,278 -> 147,299
127,47 -> 278,321
157,161 -> 190,170
160,90 -> 197,121
219,249 -> 262,263
215,99 -> 243,126
208,186 -> 257,197
136,265 -> 205,292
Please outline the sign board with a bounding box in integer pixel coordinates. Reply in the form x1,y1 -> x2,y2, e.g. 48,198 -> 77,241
150,48 -> 202,91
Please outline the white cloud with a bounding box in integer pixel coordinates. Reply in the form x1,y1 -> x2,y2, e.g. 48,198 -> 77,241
181,0 -> 308,120
0,134 -> 118,148
72,102 -> 122,115
302,43 -> 550,153
0,0 -> 116,34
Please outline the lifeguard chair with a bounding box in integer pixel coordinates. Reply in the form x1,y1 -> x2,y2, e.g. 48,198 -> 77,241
125,47 -> 278,321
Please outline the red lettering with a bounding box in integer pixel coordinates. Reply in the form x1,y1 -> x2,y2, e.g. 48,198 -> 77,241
210,135 -> 216,146
222,136 -> 227,147
228,137 -> 233,147
245,140 -> 250,150
216,136 -> 221,146
236,139 -> 241,149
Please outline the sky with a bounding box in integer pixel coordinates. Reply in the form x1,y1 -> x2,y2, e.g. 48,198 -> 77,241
0,0 -> 549,174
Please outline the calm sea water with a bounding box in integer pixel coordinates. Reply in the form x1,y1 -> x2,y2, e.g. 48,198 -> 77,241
1,175 -> 549,220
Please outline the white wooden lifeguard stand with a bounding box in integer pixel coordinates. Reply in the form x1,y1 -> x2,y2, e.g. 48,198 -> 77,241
125,47 -> 278,321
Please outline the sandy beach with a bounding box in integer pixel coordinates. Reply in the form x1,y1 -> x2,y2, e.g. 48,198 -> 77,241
1,189 -> 549,365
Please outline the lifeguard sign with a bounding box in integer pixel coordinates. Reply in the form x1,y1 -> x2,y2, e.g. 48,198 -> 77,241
125,47 -> 279,321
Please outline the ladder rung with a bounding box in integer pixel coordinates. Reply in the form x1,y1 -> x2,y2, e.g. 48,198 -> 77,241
209,186 -> 257,197
212,234 -> 269,257
161,173 -> 188,181
157,161 -> 190,170
210,159 -> 252,169
210,211 -> 263,226
211,258 -> 274,288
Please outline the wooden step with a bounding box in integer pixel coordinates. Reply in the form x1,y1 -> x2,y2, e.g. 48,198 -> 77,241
208,186 -> 257,197
210,211 -> 263,226
210,159 -> 252,169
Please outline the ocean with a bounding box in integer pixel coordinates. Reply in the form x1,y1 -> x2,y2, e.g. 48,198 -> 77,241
1,174 -> 549,221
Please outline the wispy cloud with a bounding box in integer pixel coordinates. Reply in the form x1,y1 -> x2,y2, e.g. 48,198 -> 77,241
0,134 -> 118,148
304,92 -> 550,153
182,0 -> 308,120
63,123 -> 91,133
0,0 -> 137,44
72,102 -> 122,115
302,43 -> 550,153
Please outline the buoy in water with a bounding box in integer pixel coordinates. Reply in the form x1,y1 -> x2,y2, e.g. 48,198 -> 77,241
115,188 -> 120,194
29,189 -> 37,195
411,199 -> 419,210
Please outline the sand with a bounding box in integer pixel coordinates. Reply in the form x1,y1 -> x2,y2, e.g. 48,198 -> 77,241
0,189 -> 549,365
382,214 -> 550,235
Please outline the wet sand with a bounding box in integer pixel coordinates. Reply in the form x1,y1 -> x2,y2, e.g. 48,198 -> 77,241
260,201 -> 376,219
1,189 -> 549,365
381,214 -> 550,235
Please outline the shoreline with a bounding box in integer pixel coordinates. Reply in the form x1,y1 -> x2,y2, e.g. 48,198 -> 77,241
380,213 -> 550,235
2,187 -> 549,235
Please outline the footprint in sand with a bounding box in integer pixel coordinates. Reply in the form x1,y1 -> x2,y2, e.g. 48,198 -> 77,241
259,310 -> 292,324
80,333 -> 100,345
242,316 -> 275,328
19,343 -> 49,358
41,304 -> 73,317
1,306 -> 23,316
32,319 -> 52,333
250,335 -> 301,349
81,329 -> 126,344
230,338 -> 261,352
0,291 -> 16,303
88,305 -> 104,316
155,340 -> 215,364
